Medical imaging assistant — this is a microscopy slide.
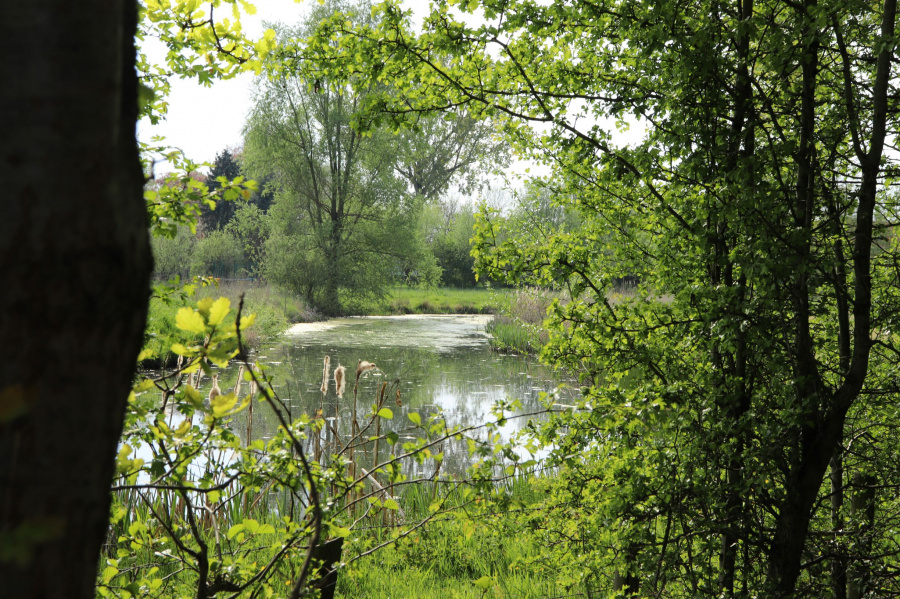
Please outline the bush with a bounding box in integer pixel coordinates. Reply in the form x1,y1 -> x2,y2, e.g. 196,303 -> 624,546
151,225 -> 195,280
191,230 -> 246,277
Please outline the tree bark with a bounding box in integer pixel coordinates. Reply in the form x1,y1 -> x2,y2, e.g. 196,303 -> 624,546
848,473 -> 876,599
0,1 -> 151,596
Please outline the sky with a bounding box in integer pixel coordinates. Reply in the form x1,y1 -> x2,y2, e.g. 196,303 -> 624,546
138,0 -> 310,168
138,0 -> 432,170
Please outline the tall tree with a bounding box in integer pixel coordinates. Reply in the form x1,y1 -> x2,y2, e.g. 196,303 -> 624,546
301,0 -> 900,596
0,1 -> 152,596
200,149 -> 244,232
244,23 -> 430,313
392,111 -> 506,201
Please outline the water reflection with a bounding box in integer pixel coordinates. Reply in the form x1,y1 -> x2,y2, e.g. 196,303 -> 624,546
212,315 -> 571,474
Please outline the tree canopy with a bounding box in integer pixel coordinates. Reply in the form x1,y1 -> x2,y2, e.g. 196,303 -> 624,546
242,2 -> 505,313
291,0 -> 900,596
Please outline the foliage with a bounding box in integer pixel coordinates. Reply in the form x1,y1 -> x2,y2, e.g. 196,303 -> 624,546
191,230 -> 246,277
103,295 -> 528,598
421,200 -> 479,288
243,5 -> 439,315
150,225 -> 195,281
336,475 -> 558,599
226,203 -> 270,277
390,111 -> 507,201
291,0 -> 900,596
199,149 -> 244,232
505,182 -> 582,245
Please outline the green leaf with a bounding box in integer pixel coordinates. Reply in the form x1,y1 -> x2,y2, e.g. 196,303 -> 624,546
376,407 -> 393,419
331,526 -> 351,538
132,379 -> 155,393
182,385 -> 203,408
102,565 -> 119,584
170,343 -> 195,357
200,359 -> 213,376
124,582 -> 141,596
196,297 -> 214,319
243,519 -> 260,534
175,308 -> 207,334
208,297 -> 231,326
408,412 -> 422,426
473,576 -> 493,590
211,392 -> 238,418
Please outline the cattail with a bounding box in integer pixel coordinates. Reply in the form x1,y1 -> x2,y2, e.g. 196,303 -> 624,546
334,365 -> 346,398
321,356 -> 331,394
356,360 -> 376,378
233,364 -> 245,396
208,374 -> 222,402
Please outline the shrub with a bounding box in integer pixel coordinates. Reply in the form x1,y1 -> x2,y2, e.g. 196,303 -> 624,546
151,225 -> 195,280
191,230 -> 246,277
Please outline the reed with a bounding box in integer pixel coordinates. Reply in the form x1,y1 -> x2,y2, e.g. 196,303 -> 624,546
106,322 -> 552,599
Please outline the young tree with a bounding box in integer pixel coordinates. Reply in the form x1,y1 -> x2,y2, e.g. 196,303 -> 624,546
300,0 -> 900,596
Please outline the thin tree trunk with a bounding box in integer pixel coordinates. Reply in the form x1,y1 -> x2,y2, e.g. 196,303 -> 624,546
848,473 -> 876,599
832,452 -> 848,599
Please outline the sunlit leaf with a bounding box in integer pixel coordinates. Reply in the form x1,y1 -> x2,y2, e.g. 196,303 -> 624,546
175,308 -> 207,334
208,297 -> 231,326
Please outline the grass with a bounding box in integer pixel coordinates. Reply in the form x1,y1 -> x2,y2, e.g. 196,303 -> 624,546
372,286 -> 512,315
485,288 -> 557,355
336,474 -> 559,599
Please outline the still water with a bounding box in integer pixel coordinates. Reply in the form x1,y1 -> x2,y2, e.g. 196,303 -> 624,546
209,315 -> 572,473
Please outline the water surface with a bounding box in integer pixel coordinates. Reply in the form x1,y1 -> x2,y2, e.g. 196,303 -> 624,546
217,315 -> 571,473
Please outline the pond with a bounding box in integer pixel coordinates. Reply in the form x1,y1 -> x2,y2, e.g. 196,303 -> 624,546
203,314 -> 573,474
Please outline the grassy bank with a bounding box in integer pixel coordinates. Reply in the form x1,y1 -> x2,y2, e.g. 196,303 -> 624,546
376,286 -> 510,315
485,285 -> 646,355
485,288 -> 555,355
141,280 -> 313,368
141,282 -> 535,367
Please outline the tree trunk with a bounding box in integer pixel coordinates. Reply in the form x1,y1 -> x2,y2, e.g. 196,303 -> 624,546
0,1 -> 151,596
831,452 -> 848,599
848,473 -> 876,599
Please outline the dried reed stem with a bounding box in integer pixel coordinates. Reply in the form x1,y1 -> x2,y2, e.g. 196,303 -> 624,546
320,356 -> 331,394
373,381 -> 388,486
